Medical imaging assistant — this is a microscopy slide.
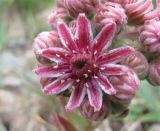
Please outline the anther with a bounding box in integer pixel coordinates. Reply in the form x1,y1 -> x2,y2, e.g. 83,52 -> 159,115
83,74 -> 88,78
88,70 -> 91,73
94,50 -> 97,55
100,67 -> 105,70
93,76 -> 98,79
61,80 -> 65,84
56,54 -> 60,57
76,79 -> 80,83
93,64 -> 97,67
53,65 -> 58,69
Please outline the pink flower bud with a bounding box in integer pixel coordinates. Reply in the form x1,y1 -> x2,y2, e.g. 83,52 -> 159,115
140,19 -> 160,54
121,0 -> 154,25
109,69 -> 140,101
48,8 -> 70,28
32,31 -> 60,64
64,0 -> 100,17
121,51 -> 149,79
80,98 -> 111,121
95,2 -> 127,33
149,59 -> 160,86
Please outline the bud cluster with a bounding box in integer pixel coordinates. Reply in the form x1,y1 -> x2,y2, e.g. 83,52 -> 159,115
32,0 -> 160,121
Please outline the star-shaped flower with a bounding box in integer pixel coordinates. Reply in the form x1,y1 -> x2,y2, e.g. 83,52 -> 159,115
34,13 -> 135,112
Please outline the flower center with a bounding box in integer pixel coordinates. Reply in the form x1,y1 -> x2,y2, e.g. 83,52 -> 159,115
73,59 -> 87,69
70,54 -> 98,79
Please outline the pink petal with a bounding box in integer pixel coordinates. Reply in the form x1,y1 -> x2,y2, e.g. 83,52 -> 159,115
92,22 -> 116,55
96,74 -> 116,95
98,46 -> 134,65
34,65 -> 70,78
42,74 -> 73,95
66,82 -> 86,112
100,64 -> 129,75
57,21 -> 77,51
86,80 -> 103,111
37,47 -> 69,63
75,13 -> 93,50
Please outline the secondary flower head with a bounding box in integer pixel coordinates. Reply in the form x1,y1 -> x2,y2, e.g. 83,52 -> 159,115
33,13 -> 137,112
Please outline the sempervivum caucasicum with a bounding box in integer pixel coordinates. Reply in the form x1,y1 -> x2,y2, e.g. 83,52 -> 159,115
33,14 -> 140,112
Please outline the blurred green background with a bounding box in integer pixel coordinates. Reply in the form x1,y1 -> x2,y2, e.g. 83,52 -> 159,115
0,0 -> 160,131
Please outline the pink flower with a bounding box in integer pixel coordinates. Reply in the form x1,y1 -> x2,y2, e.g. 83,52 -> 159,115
140,19 -> 160,54
95,2 -> 127,32
33,14 -> 136,112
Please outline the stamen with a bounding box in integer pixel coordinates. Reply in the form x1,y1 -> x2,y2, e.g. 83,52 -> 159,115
56,54 -> 60,57
85,83 -> 89,88
100,67 -> 105,70
93,64 -> 97,67
94,50 -> 97,55
76,79 -> 80,83
53,65 -> 58,69
88,70 -> 91,72
93,76 -> 98,79
83,74 -> 88,78
61,80 -> 65,84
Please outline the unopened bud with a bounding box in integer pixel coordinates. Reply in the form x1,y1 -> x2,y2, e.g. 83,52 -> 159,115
148,59 -> 160,86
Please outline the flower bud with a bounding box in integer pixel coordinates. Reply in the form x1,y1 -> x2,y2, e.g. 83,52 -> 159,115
122,0 -> 153,25
32,31 -> 60,64
64,0 -> 100,17
148,59 -> 160,86
140,19 -> 160,54
80,98 -> 111,121
48,8 -> 70,29
109,69 -> 140,101
95,2 -> 127,33
121,51 -> 149,79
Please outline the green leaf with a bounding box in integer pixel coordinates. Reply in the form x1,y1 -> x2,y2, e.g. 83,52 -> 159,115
140,109 -> 160,122
138,80 -> 158,110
